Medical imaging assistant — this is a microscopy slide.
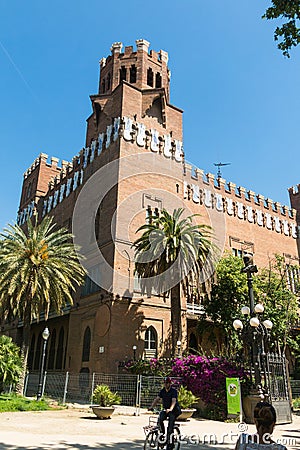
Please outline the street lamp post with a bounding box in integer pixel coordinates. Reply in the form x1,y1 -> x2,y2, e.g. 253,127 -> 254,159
233,255 -> 273,400
132,345 -> 137,361
36,327 -> 50,401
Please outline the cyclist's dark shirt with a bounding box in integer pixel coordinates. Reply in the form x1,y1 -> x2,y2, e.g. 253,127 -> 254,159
159,387 -> 179,410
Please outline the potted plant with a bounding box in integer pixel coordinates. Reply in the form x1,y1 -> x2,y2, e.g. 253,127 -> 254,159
177,385 -> 198,420
91,384 -> 121,419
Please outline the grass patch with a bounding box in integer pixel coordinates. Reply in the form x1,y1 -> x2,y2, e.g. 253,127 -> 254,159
0,394 -> 51,412
293,397 -> 300,410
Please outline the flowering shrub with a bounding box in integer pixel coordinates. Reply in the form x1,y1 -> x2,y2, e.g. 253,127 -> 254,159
171,355 -> 251,420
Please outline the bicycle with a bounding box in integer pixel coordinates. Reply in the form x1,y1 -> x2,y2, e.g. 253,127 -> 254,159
143,409 -> 181,450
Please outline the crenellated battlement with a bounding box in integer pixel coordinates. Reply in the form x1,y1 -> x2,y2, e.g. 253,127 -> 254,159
98,40 -> 170,101
183,162 -> 295,220
23,153 -> 72,179
288,184 -> 300,195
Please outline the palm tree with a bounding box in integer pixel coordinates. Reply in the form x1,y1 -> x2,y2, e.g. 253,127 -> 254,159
0,216 -> 86,392
133,208 -> 215,355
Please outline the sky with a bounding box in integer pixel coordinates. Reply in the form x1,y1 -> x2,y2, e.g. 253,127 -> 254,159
1,0 -> 300,230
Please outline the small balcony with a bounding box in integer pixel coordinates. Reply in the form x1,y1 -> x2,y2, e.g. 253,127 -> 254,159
186,302 -> 205,316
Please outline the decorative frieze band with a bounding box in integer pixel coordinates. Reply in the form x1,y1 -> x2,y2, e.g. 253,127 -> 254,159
184,181 -> 298,239
122,116 -> 184,162
16,201 -> 35,225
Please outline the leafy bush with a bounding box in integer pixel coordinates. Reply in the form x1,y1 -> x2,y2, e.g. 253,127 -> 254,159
292,397 -> 300,410
0,335 -> 23,392
172,355 -> 251,420
92,384 -> 121,407
177,385 -> 198,409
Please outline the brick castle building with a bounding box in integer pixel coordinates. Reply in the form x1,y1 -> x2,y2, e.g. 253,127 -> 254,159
5,40 -> 300,375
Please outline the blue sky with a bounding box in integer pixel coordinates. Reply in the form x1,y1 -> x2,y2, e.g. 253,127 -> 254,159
1,1 -> 299,230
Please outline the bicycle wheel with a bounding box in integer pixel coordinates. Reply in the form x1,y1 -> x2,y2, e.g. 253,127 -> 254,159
144,430 -> 158,449
173,426 -> 181,450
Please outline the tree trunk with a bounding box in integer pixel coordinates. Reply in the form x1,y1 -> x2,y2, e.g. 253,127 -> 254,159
170,283 -> 182,356
16,304 -> 31,395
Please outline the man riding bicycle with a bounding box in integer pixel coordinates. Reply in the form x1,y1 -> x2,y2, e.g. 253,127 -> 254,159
149,377 -> 181,450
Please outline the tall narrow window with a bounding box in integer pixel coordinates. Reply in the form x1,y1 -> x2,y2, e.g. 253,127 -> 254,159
147,68 -> 154,87
28,334 -> 35,371
27,182 -> 32,199
130,65 -> 137,83
47,329 -> 56,370
33,333 -> 42,370
120,66 -> 127,82
107,73 -> 111,91
101,78 -> 106,93
145,326 -> 157,350
82,326 -> 91,362
188,333 -> 198,354
55,327 -> 64,370
155,72 -> 162,88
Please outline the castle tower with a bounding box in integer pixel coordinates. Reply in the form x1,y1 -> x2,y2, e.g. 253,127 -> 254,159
10,40 -> 300,379
98,39 -> 170,99
85,39 -> 180,147
17,153 -> 63,224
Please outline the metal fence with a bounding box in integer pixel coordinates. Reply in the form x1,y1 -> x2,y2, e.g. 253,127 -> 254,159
266,353 -> 292,424
290,379 -> 300,399
24,372 -> 180,414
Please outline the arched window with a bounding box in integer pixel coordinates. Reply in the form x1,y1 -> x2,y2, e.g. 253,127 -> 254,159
33,333 -> 42,370
82,326 -> 91,362
101,78 -> 106,93
107,73 -> 111,91
130,65 -> 137,83
145,326 -> 157,350
189,333 -> 198,354
55,327 -> 64,370
47,329 -> 56,370
147,68 -> 154,87
28,334 -> 35,371
155,72 -> 162,88
120,66 -> 127,82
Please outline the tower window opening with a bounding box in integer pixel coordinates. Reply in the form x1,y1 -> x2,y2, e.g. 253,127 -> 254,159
101,78 -> 106,93
130,65 -> 137,83
107,73 -> 111,91
120,66 -> 127,82
155,72 -> 162,88
147,68 -> 154,87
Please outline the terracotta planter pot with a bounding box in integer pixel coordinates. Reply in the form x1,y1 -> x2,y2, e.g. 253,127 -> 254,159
177,408 -> 196,420
242,393 -> 262,424
91,405 -> 115,419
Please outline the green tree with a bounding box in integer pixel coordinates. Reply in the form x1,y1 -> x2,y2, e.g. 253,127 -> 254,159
254,255 -> 299,354
198,253 -> 299,357
0,335 -> 23,393
0,216 -> 86,392
198,253 -> 248,355
263,1 -> 300,57
133,208 -> 214,355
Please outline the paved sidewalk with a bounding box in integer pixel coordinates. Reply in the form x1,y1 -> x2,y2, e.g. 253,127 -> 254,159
0,406 -> 299,449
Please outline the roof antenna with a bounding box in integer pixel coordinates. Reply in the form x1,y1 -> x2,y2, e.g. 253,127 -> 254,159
213,162 -> 231,179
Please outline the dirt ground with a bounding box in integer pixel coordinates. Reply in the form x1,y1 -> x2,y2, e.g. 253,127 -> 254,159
0,406 -> 299,450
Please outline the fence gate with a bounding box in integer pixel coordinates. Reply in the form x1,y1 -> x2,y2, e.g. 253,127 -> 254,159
267,353 -> 292,424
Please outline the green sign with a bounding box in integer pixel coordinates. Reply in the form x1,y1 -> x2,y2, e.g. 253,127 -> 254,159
226,377 -> 241,416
